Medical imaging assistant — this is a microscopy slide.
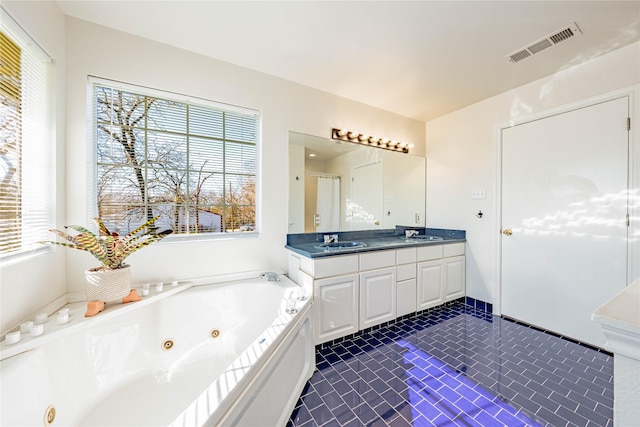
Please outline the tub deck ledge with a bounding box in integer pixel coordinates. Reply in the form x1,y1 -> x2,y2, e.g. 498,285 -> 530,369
0,282 -> 193,361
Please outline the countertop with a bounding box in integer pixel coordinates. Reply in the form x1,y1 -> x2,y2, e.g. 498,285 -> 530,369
592,277 -> 640,360
285,227 -> 466,258
593,277 -> 640,335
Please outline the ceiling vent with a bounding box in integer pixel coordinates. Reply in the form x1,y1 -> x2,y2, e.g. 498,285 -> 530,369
506,22 -> 582,63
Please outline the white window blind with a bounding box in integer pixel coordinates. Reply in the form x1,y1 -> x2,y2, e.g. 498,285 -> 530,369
0,9 -> 53,258
91,79 -> 259,237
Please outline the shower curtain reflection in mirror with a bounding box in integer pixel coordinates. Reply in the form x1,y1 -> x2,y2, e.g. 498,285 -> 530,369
305,174 -> 340,232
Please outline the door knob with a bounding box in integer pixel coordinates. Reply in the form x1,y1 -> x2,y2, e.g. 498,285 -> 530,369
502,229 -> 513,236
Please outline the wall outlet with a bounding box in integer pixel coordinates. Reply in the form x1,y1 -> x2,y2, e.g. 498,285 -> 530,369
471,189 -> 486,199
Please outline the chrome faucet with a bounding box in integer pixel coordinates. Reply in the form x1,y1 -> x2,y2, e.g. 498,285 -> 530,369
405,229 -> 419,238
260,272 -> 281,282
323,234 -> 339,243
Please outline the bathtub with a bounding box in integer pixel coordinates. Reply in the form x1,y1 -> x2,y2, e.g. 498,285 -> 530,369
0,273 -> 314,426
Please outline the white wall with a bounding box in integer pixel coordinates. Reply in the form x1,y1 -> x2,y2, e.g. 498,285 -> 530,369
425,41 -> 640,307
1,2 -> 67,333
62,18 -> 425,295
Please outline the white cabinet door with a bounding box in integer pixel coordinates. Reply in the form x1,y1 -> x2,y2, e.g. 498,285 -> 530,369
397,278 -> 417,317
359,267 -> 396,329
417,260 -> 443,310
314,274 -> 359,344
443,255 -> 465,301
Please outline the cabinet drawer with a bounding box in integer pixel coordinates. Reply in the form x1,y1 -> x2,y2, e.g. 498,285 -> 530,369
396,263 -> 416,281
396,248 -> 417,265
417,245 -> 443,261
443,242 -> 465,257
301,254 -> 359,279
359,250 -> 396,271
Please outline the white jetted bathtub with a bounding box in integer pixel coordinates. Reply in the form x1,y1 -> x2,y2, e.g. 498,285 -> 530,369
0,273 -> 314,426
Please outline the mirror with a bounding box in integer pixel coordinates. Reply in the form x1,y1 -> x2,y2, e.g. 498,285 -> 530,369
288,131 -> 425,233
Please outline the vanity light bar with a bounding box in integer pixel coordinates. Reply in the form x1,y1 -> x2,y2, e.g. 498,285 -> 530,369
331,128 -> 410,153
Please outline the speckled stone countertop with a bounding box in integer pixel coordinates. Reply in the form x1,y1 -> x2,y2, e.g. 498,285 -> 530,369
592,277 -> 640,358
285,226 -> 466,258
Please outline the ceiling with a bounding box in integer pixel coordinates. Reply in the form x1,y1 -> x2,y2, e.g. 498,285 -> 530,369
57,1 -> 640,122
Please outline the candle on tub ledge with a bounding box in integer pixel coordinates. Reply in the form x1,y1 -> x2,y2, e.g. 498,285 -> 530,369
30,324 -> 44,337
35,313 -> 48,325
20,321 -> 34,334
57,310 -> 70,325
5,331 -> 21,345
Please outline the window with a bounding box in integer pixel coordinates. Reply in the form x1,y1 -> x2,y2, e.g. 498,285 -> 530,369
0,9 -> 53,258
92,79 -> 259,237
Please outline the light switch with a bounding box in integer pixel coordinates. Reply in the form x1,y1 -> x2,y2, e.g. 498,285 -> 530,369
471,189 -> 486,199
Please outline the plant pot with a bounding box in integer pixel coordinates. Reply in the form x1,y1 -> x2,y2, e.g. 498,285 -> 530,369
85,265 -> 131,302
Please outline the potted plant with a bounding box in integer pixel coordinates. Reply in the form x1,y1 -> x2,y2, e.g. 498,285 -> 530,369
41,216 -> 172,317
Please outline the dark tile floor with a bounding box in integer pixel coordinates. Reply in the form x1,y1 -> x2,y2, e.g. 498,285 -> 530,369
288,302 -> 613,427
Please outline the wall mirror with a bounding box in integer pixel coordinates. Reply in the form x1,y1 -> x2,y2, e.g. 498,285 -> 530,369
288,131 -> 425,233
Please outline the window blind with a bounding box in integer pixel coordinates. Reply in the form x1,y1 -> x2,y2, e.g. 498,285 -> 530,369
91,78 -> 259,236
0,9 -> 53,258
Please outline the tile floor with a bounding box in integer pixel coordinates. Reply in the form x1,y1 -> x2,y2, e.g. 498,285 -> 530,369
287,302 -> 613,427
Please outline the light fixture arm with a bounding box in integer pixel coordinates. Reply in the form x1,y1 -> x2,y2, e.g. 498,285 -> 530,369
331,128 -> 409,154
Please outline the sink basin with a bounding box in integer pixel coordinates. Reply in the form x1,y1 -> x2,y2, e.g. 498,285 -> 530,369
410,235 -> 444,241
315,241 -> 366,250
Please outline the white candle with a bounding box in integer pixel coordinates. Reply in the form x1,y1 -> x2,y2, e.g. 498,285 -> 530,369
57,313 -> 69,325
30,324 -> 44,337
5,331 -> 21,345
35,313 -> 48,325
20,321 -> 34,333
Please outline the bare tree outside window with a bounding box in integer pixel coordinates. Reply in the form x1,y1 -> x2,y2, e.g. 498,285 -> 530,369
0,31 -> 22,254
94,84 -> 258,236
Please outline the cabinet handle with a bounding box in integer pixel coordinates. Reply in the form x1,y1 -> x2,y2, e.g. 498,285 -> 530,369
502,229 -> 513,236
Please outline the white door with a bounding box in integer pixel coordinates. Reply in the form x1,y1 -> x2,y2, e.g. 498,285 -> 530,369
350,161 -> 383,229
501,97 -> 629,347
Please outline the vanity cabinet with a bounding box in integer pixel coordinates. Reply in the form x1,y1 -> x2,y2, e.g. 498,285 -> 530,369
417,260 -> 444,310
417,242 -> 466,310
314,274 -> 359,343
359,251 -> 396,329
443,255 -> 465,300
288,241 -> 465,345
396,248 -> 417,317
